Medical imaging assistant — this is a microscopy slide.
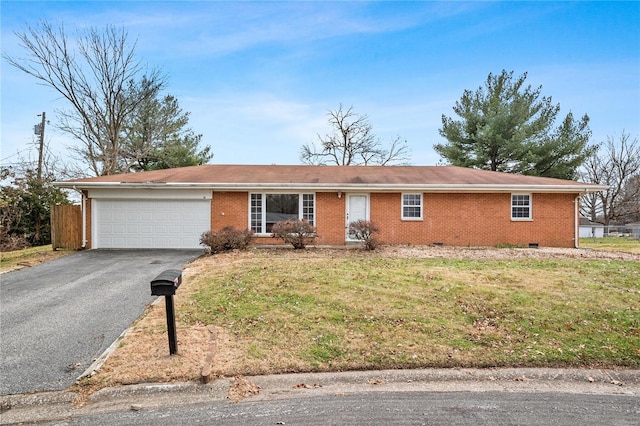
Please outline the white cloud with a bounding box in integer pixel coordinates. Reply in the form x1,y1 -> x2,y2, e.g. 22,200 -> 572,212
182,92 -> 327,164
104,2 -> 484,58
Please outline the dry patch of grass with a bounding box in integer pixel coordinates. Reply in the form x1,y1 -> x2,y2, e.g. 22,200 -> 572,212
0,245 -> 74,273
83,247 -> 640,392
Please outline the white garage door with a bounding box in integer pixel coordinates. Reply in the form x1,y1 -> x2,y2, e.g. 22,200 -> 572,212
94,199 -> 210,249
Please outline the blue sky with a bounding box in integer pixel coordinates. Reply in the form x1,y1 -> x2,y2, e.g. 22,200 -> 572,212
1,1 -> 639,171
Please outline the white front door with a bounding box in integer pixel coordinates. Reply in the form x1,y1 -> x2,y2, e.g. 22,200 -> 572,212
346,194 -> 369,240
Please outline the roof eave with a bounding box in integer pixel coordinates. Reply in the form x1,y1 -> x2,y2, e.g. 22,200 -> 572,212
54,181 -> 609,193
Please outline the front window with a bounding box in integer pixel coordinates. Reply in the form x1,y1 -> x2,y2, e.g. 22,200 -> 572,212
250,193 -> 315,233
302,194 -> 314,223
511,194 -> 532,220
250,193 -> 262,232
402,193 -> 423,220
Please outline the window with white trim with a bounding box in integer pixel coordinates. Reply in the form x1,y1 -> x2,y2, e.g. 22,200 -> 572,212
402,193 -> 423,220
250,193 -> 315,234
511,194 -> 532,220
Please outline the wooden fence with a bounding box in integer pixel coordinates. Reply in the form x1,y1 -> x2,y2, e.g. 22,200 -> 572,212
51,204 -> 82,250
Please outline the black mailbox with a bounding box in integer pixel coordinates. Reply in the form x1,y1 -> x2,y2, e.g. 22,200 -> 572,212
150,269 -> 183,355
150,269 -> 182,296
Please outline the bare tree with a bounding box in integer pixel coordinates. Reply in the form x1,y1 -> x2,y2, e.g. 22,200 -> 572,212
618,174 -> 640,223
580,132 -> 640,225
3,21 -> 166,176
300,104 -> 410,166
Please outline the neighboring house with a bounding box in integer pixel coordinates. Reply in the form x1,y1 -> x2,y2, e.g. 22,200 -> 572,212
579,217 -> 605,238
54,165 -> 607,249
625,222 -> 640,239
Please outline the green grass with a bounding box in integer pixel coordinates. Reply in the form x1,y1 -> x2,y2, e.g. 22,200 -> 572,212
0,244 -> 72,271
179,252 -> 640,374
580,237 -> 640,254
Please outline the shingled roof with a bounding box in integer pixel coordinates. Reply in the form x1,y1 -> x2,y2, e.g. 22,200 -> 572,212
56,165 -> 607,193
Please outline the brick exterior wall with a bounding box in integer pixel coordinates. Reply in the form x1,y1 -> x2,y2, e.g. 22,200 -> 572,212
315,192 -> 346,245
370,192 -> 578,248
207,191 -> 348,246
209,191 -> 279,246
205,191 -> 578,248
85,190 -> 579,249
210,191 -> 248,230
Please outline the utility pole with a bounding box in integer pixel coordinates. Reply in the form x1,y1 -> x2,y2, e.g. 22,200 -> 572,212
33,112 -> 47,245
35,112 -> 46,182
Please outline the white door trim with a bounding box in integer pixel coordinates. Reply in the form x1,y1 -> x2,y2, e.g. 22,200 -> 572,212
345,193 -> 370,241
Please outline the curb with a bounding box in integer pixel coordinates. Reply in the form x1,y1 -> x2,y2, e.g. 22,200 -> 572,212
2,368 -> 638,424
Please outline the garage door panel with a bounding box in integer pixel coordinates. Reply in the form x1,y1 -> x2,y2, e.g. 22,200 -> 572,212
111,237 -> 126,247
95,199 -> 210,249
140,224 -> 153,235
140,237 -> 154,246
113,223 -> 126,233
140,212 -> 154,221
168,225 -> 183,234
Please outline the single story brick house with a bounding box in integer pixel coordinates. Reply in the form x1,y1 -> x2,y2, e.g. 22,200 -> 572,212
55,164 -> 607,249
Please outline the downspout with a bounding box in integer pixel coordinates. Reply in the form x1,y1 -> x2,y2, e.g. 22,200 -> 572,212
81,192 -> 87,249
574,192 -> 585,249
74,186 -> 87,249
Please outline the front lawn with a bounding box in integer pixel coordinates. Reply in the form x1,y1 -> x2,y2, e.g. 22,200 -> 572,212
184,253 -> 639,371
87,247 -> 640,389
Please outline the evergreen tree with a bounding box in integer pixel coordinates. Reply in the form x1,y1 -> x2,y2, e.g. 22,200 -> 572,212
435,70 -> 594,180
123,93 -> 212,171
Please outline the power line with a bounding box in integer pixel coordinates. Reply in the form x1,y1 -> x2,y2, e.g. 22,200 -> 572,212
0,147 -> 35,164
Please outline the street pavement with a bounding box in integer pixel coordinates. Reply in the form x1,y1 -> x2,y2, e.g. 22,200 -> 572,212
25,392 -> 639,426
0,249 -> 201,395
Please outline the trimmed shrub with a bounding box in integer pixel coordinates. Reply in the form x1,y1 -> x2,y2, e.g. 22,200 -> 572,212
200,227 -> 253,254
271,219 -> 316,249
348,220 -> 380,250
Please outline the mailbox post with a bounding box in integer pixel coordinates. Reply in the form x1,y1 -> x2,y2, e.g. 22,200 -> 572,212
150,269 -> 183,355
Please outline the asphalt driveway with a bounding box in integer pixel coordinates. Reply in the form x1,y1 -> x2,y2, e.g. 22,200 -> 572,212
0,249 -> 201,395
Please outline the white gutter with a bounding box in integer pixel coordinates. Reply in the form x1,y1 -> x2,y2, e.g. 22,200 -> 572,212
574,195 -> 580,248
55,181 -> 610,194
81,191 -> 87,249
73,185 -> 87,249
